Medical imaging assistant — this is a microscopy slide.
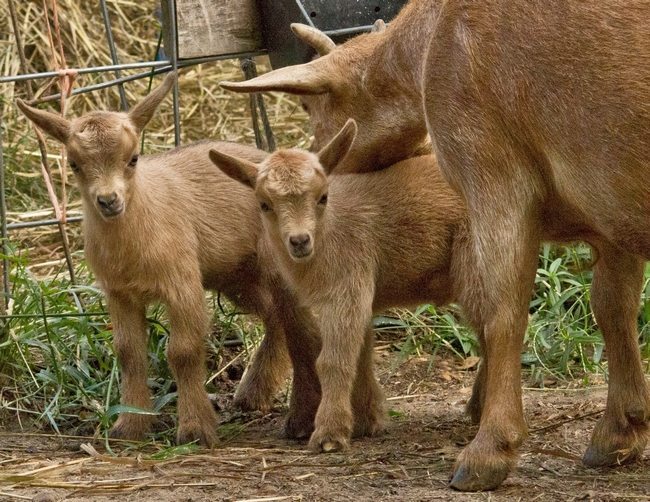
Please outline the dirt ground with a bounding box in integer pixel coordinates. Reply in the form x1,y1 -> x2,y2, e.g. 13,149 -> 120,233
1,352 -> 648,502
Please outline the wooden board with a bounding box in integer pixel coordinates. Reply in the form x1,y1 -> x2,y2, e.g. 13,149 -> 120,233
162,0 -> 263,59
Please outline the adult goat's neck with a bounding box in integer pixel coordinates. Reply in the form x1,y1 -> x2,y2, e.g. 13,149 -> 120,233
374,0 -> 438,96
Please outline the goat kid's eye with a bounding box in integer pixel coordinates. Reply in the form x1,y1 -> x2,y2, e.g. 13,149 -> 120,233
260,201 -> 272,212
318,194 -> 328,205
128,155 -> 139,167
69,160 -> 79,173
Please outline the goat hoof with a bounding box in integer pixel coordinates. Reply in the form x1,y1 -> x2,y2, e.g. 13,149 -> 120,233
109,427 -> 142,442
582,441 -> 646,467
352,413 -> 384,438
321,440 -> 343,452
449,463 -> 508,492
283,416 -> 314,440
233,393 -> 272,413
309,431 -> 350,453
583,410 -> 649,467
449,435 -> 515,491
582,445 -> 642,468
109,415 -> 151,441
177,424 -> 218,448
233,381 -> 274,413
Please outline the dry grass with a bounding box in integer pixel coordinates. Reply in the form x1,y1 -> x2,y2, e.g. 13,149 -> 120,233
0,0 -> 311,278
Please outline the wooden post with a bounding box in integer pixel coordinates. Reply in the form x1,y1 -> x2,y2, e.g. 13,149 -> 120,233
161,0 -> 263,59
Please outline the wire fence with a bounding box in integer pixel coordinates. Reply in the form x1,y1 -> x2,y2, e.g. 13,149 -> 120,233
0,0 -> 276,322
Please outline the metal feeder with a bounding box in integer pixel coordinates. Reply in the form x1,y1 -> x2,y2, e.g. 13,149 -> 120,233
257,0 -> 408,68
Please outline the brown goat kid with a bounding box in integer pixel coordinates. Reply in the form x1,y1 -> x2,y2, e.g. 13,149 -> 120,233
16,73 -> 293,446
221,0 -> 650,491
210,120 -> 468,452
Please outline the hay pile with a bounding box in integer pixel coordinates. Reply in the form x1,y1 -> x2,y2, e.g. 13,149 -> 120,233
0,0 -> 311,279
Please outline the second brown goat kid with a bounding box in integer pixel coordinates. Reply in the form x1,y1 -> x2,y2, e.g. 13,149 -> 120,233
210,119 -> 470,452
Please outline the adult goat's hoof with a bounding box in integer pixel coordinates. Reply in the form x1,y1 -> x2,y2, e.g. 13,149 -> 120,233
449,463 -> 508,492
583,408 -> 649,467
582,444 -> 643,467
449,436 -> 515,491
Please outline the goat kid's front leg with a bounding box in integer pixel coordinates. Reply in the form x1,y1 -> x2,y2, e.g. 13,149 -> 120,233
309,285 -> 374,453
352,326 -> 384,438
166,283 -> 218,447
583,244 -> 650,466
108,292 -> 154,440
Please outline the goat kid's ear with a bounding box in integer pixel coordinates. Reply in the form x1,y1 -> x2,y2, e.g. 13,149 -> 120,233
290,23 -> 335,56
209,149 -> 259,188
220,59 -> 330,95
317,119 -> 357,175
128,71 -> 176,132
16,99 -> 71,144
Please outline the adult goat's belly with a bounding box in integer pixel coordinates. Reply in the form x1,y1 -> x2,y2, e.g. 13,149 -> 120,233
543,149 -> 650,258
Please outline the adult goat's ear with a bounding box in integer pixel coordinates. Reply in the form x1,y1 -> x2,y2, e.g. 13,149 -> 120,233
317,119 -> 357,175
371,19 -> 386,32
209,149 -> 259,188
220,58 -> 330,95
16,99 -> 71,144
291,23 -> 335,56
128,71 -> 176,132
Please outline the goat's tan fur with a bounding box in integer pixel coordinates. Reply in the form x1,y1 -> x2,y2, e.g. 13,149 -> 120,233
210,120 -> 470,452
16,74 -> 294,445
221,0 -> 650,491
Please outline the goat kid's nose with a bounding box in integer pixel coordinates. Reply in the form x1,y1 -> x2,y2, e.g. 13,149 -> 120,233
289,234 -> 311,247
97,193 -> 118,209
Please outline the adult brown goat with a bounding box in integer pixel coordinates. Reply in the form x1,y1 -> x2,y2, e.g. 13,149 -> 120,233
221,0 -> 650,491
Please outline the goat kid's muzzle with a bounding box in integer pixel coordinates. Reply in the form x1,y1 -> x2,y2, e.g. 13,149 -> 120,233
287,233 -> 313,261
96,194 -> 125,218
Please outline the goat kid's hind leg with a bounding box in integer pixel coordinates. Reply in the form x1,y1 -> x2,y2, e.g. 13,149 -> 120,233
108,292 -> 154,440
234,307 -> 292,412
277,286 -> 322,439
166,283 -> 218,447
583,244 -> 650,466
352,327 -> 384,438
309,284 -> 374,453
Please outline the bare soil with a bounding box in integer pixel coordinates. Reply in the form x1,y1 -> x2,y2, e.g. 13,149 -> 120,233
1,353 -> 648,501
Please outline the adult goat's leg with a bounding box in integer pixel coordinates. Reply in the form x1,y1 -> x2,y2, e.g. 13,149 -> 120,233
426,37 -> 543,488
427,101 -> 541,489
166,283 -> 218,446
108,292 -> 154,440
584,244 -> 650,466
450,200 -> 539,491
